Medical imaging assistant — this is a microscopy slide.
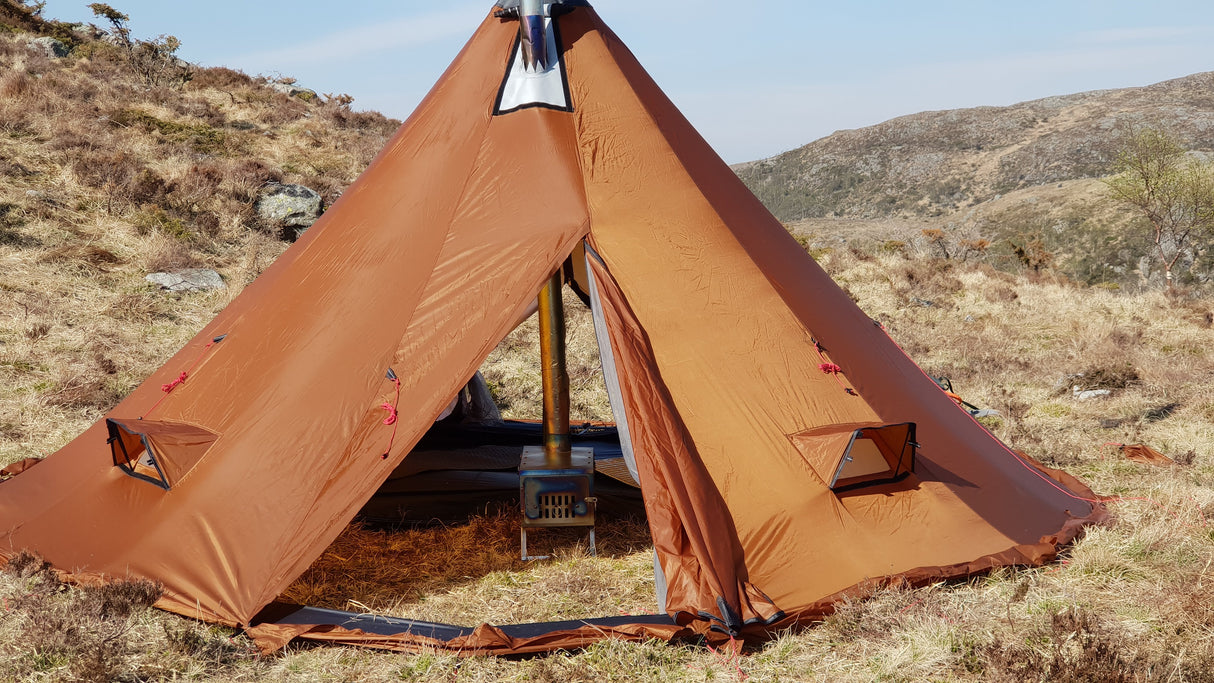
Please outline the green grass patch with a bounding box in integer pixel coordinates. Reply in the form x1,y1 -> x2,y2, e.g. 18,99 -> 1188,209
111,108 -> 227,154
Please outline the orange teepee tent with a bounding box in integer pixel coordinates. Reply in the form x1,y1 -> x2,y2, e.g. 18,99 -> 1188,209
0,0 -> 1106,654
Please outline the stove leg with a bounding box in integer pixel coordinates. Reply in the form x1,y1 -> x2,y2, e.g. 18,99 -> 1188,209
521,528 -> 550,561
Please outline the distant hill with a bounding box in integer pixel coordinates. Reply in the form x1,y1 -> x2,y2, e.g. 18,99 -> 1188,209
736,72 -> 1214,222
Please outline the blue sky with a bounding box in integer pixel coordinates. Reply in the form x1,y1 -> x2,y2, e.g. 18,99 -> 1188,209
37,1 -> 1214,163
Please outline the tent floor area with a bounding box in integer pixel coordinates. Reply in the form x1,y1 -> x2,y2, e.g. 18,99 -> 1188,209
270,420 -> 658,645
359,420 -> 644,525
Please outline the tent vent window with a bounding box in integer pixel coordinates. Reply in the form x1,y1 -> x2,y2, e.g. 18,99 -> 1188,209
831,424 -> 916,490
106,418 -> 219,490
788,422 -> 917,493
108,422 -> 168,489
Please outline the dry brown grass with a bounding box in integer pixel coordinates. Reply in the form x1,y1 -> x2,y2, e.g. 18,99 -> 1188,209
0,550 -> 265,682
283,508 -> 654,626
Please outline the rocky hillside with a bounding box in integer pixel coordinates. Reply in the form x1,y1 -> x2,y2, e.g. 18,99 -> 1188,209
737,72 -> 1214,222
0,2 -> 399,462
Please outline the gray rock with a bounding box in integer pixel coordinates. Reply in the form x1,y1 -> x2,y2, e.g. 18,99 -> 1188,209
1073,387 -> 1111,401
1051,373 -> 1082,396
68,23 -> 103,39
269,82 -> 318,101
256,183 -> 323,240
146,269 -> 226,292
24,190 -> 59,207
27,36 -> 70,59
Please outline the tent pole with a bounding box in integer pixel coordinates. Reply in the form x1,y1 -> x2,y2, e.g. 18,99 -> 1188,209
537,269 -> 572,468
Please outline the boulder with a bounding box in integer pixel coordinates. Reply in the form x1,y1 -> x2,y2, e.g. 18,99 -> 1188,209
269,82 -> 318,102
255,183 -> 323,240
146,269 -> 226,292
27,36 -> 70,59
68,23 -> 103,40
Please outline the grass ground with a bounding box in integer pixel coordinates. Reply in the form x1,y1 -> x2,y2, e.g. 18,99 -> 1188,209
2,238 -> 1212,681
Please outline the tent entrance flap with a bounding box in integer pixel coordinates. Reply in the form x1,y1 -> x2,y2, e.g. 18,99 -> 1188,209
107,418 -> 219,490
789,422 -> 916,490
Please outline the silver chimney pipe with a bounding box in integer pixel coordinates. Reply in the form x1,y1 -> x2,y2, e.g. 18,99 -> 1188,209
519,0 -> 549,72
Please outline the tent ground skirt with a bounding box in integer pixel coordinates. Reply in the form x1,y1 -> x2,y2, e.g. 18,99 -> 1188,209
249,603 -> 684,654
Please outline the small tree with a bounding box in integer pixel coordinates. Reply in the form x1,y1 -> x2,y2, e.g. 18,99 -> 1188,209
1104,128 -> 1214,292
88,3 -> 191,88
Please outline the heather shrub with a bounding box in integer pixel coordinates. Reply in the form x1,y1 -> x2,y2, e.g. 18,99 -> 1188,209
188,65 -> 254,91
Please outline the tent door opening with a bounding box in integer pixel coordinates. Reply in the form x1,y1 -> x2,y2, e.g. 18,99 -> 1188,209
271,250 -> 658,637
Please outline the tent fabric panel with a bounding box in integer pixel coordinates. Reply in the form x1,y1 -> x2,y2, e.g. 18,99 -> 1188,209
0,11 -> 580,629
585,256 -> 782,630
604,23 -> 1099,542
227,60 -> 591,616
761,453 -> 1111,632
263,105 -> 592,611
567,9 -> 908,608
565,6 -> 1101,612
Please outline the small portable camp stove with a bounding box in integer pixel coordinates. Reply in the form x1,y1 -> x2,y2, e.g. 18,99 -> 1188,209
519,445 -> 596,560
518,266 -> 597,560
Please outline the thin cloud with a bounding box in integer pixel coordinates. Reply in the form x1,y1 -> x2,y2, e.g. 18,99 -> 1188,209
223,3 -> 486,71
